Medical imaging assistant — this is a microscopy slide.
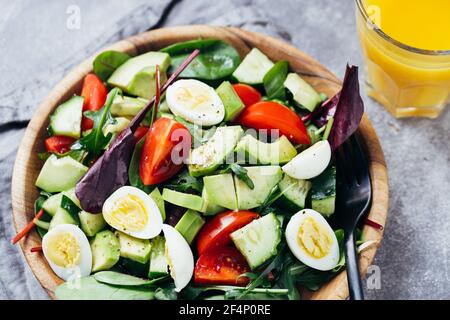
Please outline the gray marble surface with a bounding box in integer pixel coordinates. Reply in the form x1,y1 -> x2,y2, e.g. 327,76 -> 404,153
0,0 -> 449,300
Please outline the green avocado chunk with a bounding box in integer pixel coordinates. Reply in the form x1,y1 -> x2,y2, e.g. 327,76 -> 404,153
126,66 -> 167,99
203,173 -> 238,210
161,188 -> 204,211
115,231 -> 152,264
235,135 -> 297,165
91,230 -> 121,272
175,210 -> 205,244
78,211 -> 106,237
216,81 -> 245,121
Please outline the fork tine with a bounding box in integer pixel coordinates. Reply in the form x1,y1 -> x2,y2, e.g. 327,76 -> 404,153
336,145 -> 351,187
350,134 -> 370,185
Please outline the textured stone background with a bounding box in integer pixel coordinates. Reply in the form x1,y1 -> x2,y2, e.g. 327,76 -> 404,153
1,0 -> 449,300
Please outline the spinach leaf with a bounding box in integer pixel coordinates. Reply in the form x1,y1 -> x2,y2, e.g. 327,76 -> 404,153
55,276 -> 154,300
72,88 -> 119,156
35,193 -> 52,238
263,60 -> 289,100
224,288 -> 288,300
128,137 -> 153,193
163,169 -> 203,194
162,39 -> 240,80
60,195 -> 81,225
93,50 -> 131,81
219,163 -> 254,189
181,285 -> 286,300
94,271 -> 168,287
155,284 -> 178,300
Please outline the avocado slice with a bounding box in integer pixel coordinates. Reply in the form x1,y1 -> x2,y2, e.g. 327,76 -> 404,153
235,135 -> 298,165
232,48 -> 274,85
91,230 -> 121,272
188,126 -> 244,177
126,66 -> 167,99
78,211 -> 106,237
149,188 -> 166,221
175,210 -> 205,244
234,166 -> 282,210
203,173 -> 238,210
111,95 -> 148,117
103,117 -> 130,136
216,81 -> 245,121
162,188 -> 204,211
115,231 -> 151,264
284,73 -> 322,112
108,51 -> 170,93
35,155 -> 88,193
199,187 -> 224,216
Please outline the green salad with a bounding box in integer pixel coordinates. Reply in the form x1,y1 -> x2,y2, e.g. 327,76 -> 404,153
13,38 -> 366,300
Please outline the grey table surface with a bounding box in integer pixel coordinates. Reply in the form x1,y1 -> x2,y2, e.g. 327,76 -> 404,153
1,0 -> 449,300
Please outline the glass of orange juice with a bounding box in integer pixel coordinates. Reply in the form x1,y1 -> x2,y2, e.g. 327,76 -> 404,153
355,0 -> 450,118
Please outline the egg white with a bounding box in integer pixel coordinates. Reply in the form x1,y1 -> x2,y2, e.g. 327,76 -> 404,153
282,140 -> 331,180
42,224 -> 92,281
285,209 -> 339,271
162,224 -> 194,292
102,186 -> 163,240
166,79 -> 225,126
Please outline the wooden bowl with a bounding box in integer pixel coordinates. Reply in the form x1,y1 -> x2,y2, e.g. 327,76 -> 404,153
11,25 -> 389,300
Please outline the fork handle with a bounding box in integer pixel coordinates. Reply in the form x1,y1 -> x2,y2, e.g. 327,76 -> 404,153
344,230 -> 364,300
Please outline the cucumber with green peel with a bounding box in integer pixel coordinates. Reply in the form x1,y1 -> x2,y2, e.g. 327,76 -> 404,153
232,48 -> 274,84
311,166 -> 336,217
49,207 -> 78,229
199,187 -> 224,216
41,193 -> 63,216
49,95 -> 84,138
162,188 -> 204,211
103,117 -> 130,136
33,219 -> 50,230
284,73 -> 322,112
231,213 -> 281,269
91,230 -> 120,272
148,236 -> 168,278
175,210 -> 205,244
78,210 -> 106,237
216,81 -> 245,121
277,174 -> 312,211
149,188 -> 166,221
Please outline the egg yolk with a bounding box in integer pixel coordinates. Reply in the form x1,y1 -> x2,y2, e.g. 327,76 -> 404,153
176,86 -> 210,109
107,194 -> 148,232
46,232 -> 81,268
297,217 -> 332,259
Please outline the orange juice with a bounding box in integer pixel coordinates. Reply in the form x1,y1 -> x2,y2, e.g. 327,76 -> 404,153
355,0 -> 450,118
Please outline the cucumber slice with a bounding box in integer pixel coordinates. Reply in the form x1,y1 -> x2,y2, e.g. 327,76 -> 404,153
78,210 -> 106,237
231,213 -> 281,269
278,174 -> 312,210
148,236 -> 168,278
162,188 -> 204,211
49,96 -> 83,138
284,73 -> 321,112
41,192 -> 63,216
175,210 -> 205,244
232,48 -> 274,84
203,173 -> 238,210
49,207 -> 78,229
311,166 -> 336,216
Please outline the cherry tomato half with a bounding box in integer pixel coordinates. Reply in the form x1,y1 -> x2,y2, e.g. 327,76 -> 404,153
197,210 -> 259,255
139,117 -> 191,185
45,135 -> 76,154
194,246 -> 250,286
80,74 -> 108,131
232,83 -> 261,108
235,101 -> 311,145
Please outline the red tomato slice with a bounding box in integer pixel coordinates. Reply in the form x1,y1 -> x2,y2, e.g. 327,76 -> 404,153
194,246 -> 251,286
45,135 -> 76,154
140,117 -> 191,185
80,74 -> 108,131
133,126 -> 149,141
235,101 -> 311,145
232,83 -> 261,108
197,210 -> 259,255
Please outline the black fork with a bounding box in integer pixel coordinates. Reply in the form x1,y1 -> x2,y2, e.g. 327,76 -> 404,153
335,132 -> 372,300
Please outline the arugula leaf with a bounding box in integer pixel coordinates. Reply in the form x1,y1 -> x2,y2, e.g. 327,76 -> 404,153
60,195 -> 81,225
163,169 -> 203,194
94,271 -> 168,287
128,137 -> 153,193
263,60 -> 289,100
93,50 -> 131,81
219,163 -> 254,189
55,276 -> 154,300
72,88 -> 119,156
